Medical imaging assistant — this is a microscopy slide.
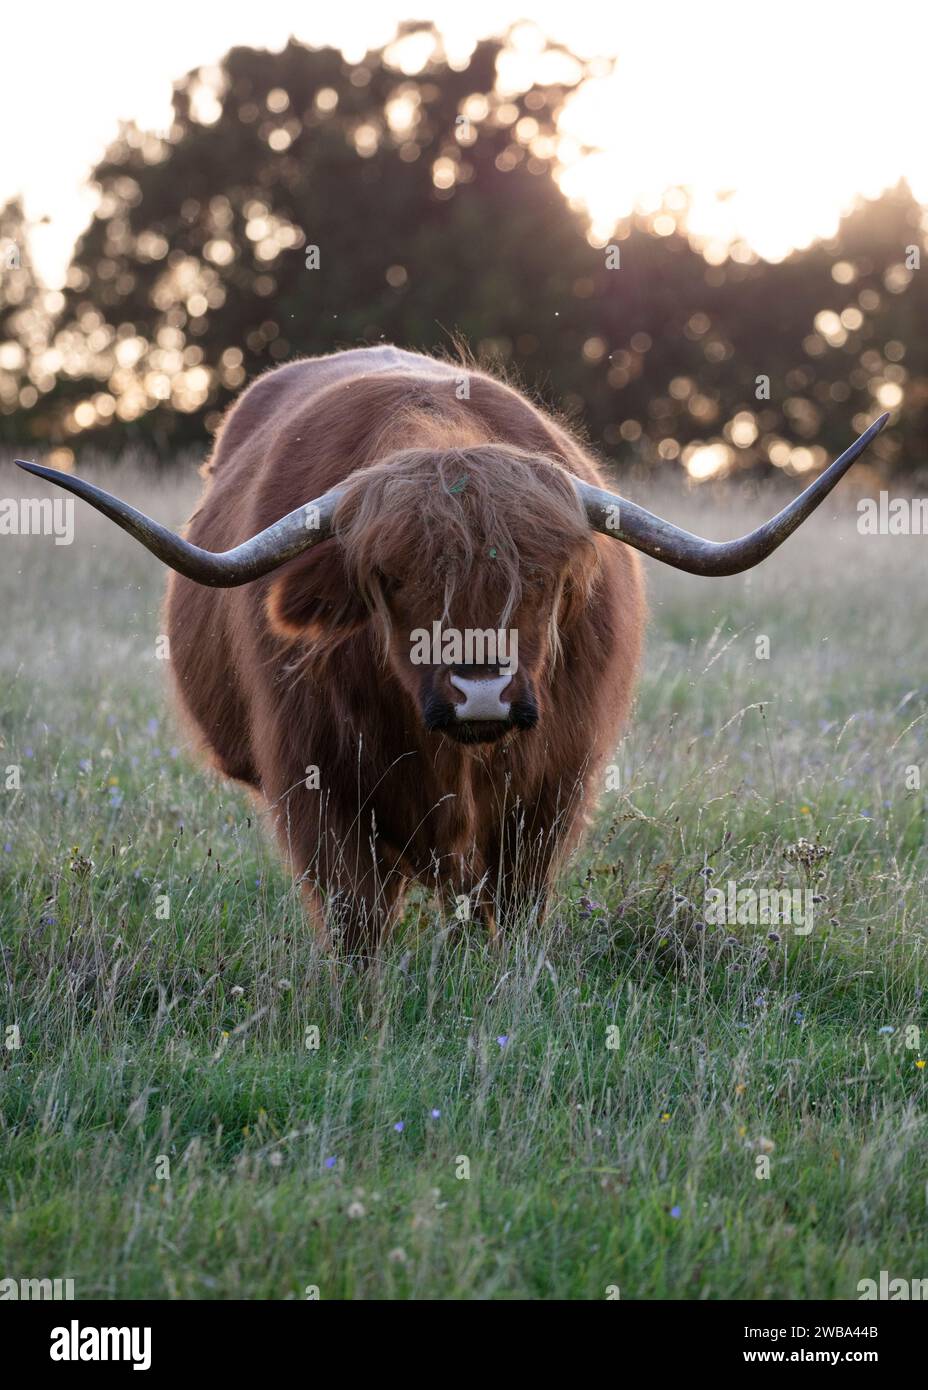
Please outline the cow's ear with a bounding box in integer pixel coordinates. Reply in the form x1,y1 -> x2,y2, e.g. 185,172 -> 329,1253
265,540 -> 368,642
557,540 -> 600,629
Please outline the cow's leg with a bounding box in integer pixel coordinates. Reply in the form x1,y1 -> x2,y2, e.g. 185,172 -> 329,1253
429,831 -> 511,944
289,818 -> 408,954
317,844 -> 409,956
437,816 -> 563,940
265,764 -> 410,953
440,858 -> 499,943
485,760 -> 604,933
483,796 -> 583,933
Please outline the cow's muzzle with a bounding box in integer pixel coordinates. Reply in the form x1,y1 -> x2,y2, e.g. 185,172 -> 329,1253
422,666 -> 538,744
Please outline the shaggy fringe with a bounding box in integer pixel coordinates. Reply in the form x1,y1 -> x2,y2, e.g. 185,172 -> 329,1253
330,443 -> 600,665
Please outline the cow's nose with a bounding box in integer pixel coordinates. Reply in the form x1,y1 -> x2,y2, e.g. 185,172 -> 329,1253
448,670 -> 513,721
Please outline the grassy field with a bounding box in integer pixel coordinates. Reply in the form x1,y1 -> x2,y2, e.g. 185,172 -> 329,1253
0,459 -> 926,1300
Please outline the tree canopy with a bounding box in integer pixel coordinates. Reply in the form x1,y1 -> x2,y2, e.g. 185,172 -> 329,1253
1,23 -> 925,484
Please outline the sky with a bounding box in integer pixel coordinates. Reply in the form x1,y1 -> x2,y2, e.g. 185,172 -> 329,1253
3,0 -> 924,286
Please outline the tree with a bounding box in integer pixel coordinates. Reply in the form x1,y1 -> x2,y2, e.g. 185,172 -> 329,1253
0,198 -> 55,440
23,25 -> 600,452
4,25 -> 926,484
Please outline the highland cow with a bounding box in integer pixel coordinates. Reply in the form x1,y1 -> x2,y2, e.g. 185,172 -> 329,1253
17,347 -> 887,951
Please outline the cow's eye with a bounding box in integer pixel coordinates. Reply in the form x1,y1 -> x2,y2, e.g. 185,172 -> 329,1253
375,570 -> 401,596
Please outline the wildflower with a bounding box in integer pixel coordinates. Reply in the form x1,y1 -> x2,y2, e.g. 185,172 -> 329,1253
430,1109 -> 441,1119
346,1201 -> 365,1219
916,1060 -> 926,1070
324,1156 -> 337,1169
878,1026 -> 894,1035
393,1121 -> 405,1133
660,1111 -> 671,1123
388,1247 -> 408,1264
670,1206 -> 682,1219
497,1035 -> 509,1049
784,838 -> 830,867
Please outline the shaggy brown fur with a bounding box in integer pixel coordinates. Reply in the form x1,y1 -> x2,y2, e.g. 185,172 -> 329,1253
166,345 -> 645,951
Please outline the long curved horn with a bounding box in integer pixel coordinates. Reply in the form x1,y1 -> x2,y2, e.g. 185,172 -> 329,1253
574,413 -> 889,576
12,458 -> 343,587
16,412 -> 888,586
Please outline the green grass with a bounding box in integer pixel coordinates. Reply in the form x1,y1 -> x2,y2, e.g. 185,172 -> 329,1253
0,463 -> 926,1299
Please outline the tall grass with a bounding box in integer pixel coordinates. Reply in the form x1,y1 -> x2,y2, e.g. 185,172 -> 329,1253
0,459 -> 925,1298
